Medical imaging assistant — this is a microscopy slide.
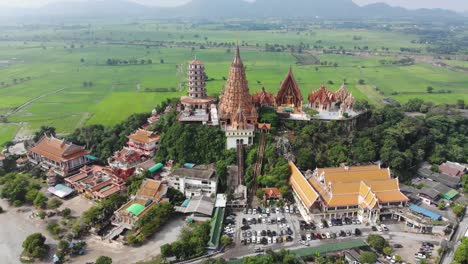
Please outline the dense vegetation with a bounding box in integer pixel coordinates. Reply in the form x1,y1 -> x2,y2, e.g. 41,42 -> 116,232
242,249 -> 301,264
68,113 -> 150,161
453,237 -> 468,264
154,111 -> 227,165
22,233 -> 48,260
127,202 -> 175,245
367,234 -> 389,253
161,221 -> 211,260
289,103 -> 468,179
0,172 -> 47,208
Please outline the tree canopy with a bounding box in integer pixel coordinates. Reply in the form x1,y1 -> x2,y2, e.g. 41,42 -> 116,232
22,233 -> 48,259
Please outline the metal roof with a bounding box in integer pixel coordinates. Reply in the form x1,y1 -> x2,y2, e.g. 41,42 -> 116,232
409,204 -> 442,220
443,190 -> 459,200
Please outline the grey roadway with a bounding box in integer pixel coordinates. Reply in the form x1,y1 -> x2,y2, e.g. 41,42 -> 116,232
442,208 -> 468,264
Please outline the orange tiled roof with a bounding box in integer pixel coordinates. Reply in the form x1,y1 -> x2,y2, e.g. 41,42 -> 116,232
326,195 -> 359,207
303,164 -> 408,209
137,179 -> 164,199
375,191 -> 409,203
263,188 -> 282,199
289,162 -> 318,208
320,165 -> 390,184
128,129 -> 160,144
29,135 -> 89,162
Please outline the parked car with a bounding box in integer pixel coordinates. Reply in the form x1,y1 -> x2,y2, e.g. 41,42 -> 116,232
248,209 -> 252,214
376,225 -> 383,232
325,232 -> 331,239
354,228 -> 361,236
381,224 -> 389,231
371,226 -> 377,231
393,243 -> 403,248
306,233 -> 311,241
316,233 -> 322,239
321,233 -> 327,239
254,247 -> 264,253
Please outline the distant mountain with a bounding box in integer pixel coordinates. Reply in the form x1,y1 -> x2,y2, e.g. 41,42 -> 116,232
0,0 -> 463,20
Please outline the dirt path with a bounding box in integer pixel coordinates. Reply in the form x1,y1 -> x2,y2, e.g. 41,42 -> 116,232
5,86 -> 69,117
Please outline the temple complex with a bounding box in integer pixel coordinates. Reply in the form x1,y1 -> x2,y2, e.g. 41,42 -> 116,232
276,67 -> 303,113
218,46 -> 258,125
308,84 -> 356,113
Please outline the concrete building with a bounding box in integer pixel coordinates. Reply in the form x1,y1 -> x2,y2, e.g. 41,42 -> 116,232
167,166 -> 217,198
289,162 -> 409,223
27,135 -> 90,177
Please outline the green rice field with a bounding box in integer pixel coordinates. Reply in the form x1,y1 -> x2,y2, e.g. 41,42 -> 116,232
0,21 -> 467,145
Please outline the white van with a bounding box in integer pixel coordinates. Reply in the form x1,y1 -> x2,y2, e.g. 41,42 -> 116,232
267,237 -> 272,244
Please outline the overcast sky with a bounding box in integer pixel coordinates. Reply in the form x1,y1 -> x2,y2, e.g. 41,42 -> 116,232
0,0 -> 466,11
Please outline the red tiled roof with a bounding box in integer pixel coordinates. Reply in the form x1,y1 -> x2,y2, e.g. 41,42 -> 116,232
308,85 -> 336,105
439,164 -> 463,177
263,188 -> 282,199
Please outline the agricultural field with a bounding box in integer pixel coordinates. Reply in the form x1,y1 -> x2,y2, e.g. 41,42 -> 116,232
0,20 -> 467,144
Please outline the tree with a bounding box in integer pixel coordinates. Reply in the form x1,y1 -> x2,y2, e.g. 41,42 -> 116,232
95,256 -> 113,264
48,198 -> 63,209
33,193 -> 48,209
33,126 -> 56,142
358,79 -> 365,85
22,233 -> 48,259
367,234 -> 387,253
438,201 -> 446,210
383,246 -> 393,255
160,59 -> 165,64
427,86 -> 434,93
80,58 -> 85,63
161,244 -> 173,257
255,189 -> 264,200
453,204 -> 466,218
360,251 -> 377,264
61,208 -> 72,218
220,235 -> 233,246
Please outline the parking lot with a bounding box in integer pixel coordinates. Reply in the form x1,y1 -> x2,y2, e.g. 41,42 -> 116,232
224,205 -> 302,252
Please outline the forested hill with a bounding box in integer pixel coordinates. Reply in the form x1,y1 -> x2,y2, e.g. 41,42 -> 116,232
0,0 -> 462,20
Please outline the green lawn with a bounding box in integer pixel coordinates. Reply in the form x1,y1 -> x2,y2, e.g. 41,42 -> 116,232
0,124 -> 19,146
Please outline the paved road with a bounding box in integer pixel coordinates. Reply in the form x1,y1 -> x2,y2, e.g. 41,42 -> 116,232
442,210 -> 468,264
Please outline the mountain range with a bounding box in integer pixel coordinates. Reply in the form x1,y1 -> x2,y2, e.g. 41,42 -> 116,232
0,0 -> 463,20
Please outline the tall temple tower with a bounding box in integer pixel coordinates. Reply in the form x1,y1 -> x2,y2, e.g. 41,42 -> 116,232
218,46 -> 258,125
180,60 -> 214,110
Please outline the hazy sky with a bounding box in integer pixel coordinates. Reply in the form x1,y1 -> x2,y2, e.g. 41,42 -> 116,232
0,0 -> 466,11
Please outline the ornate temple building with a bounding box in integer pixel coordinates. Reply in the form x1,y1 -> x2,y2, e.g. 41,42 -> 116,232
127,129 -> 160,157
308,84 -> 356,113
179,60 -> 215,123
180,60 -> 214,110
290,162 -> 409,223
218,46 -> 258,125
276,67 -> 303,113
28,135 -> 90,177
252,87 -> 276,108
